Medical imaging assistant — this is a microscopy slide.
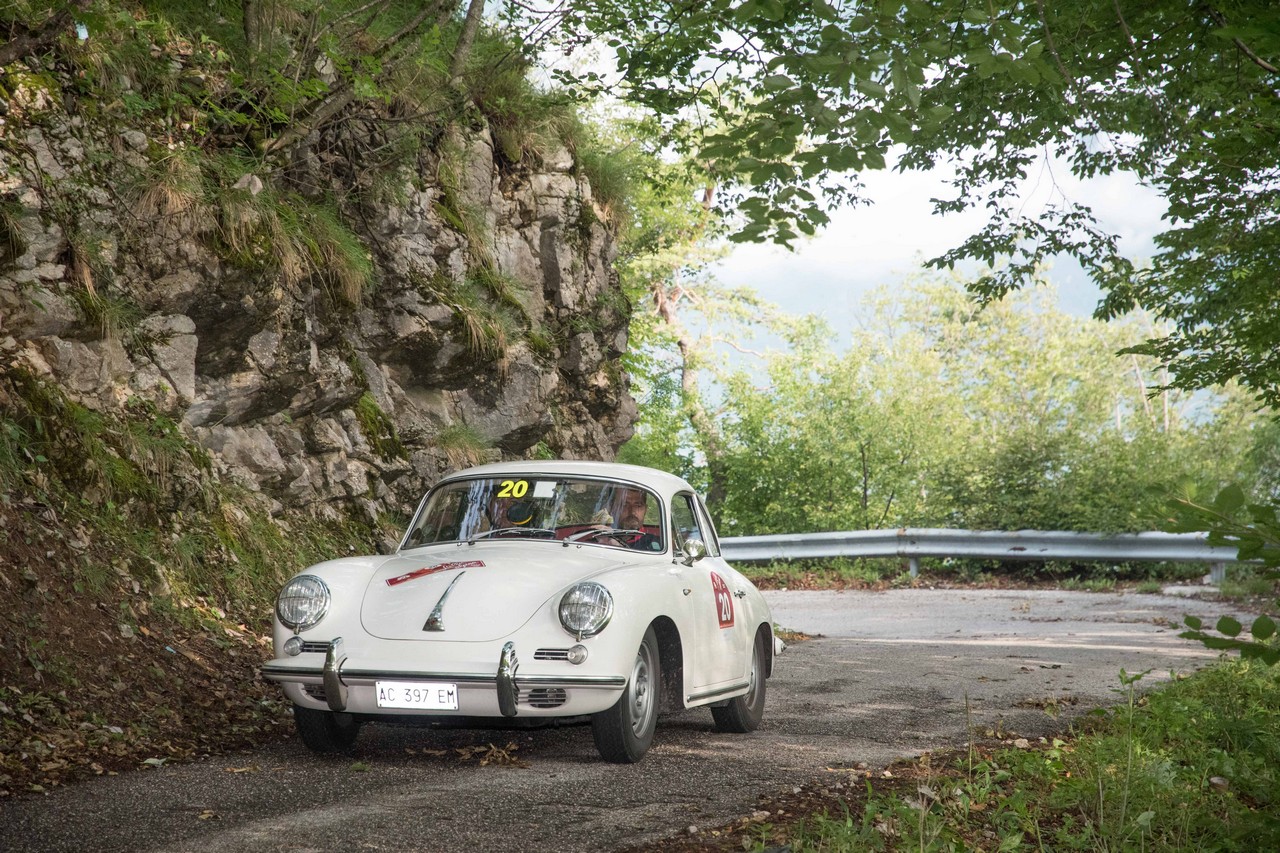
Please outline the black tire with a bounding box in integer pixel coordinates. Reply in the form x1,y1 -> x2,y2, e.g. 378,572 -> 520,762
711,631 -> 767,733
294,704 -> 362,754
592,626 -> 660,763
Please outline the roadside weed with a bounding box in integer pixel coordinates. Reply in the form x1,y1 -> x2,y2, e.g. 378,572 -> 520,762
748,660 -> 1280,852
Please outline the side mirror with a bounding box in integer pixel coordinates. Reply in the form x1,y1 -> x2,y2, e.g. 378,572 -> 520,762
680,538 -> 706,566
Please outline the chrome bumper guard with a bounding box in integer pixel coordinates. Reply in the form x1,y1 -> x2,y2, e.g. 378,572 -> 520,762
496,641 -> 519,718
323,637 -> 348,712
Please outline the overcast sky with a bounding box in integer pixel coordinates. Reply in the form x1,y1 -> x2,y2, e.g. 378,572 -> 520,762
709,154 -> 1169,344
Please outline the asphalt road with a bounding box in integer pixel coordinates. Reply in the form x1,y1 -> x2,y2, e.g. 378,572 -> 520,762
0,587 -> 1246,853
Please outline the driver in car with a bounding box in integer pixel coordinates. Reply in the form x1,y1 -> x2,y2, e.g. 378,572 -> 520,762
597,488 -> 661,551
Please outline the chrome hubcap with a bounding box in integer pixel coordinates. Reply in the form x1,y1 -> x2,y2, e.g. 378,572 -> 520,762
627,644 -> 655,736
744,644 -> 760,706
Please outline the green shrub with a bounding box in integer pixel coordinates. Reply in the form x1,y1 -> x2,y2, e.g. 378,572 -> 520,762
354,393 -> 406,462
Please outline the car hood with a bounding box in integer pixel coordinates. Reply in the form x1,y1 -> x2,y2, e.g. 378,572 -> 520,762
359,543 -> 631,641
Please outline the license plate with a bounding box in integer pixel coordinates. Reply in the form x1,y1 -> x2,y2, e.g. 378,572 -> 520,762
375,681 -> 459,710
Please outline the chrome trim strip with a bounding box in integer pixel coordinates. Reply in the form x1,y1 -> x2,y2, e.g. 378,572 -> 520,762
686,680 -> 750,703
496,642 -> 519,717
263,664 -> 627,690
422,571 -> 467,632
323,637 -> 348,712
340,669 -> 496,683
515,674 -> 626,688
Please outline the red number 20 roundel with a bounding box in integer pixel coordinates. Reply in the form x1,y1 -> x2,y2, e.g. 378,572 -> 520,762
709,571 -> 735,629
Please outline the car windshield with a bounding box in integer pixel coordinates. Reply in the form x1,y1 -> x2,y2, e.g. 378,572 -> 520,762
402,476 -> 666,553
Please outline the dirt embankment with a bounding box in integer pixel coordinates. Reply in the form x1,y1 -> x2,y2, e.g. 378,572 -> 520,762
0,501 -> 288,798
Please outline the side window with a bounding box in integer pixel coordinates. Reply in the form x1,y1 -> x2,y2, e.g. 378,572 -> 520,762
671,494 -> 704,552
695,495 -> 721,557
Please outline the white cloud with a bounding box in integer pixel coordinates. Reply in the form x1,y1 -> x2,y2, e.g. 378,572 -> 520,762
710,155 -> 1167,335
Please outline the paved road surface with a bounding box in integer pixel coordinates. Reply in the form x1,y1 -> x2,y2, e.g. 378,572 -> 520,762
0,588 -> 1243,852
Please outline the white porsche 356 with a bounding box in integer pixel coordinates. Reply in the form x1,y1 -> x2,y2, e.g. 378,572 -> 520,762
262,461 -> 774,762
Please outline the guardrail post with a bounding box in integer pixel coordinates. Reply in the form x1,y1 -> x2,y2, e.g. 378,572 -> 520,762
908,556 -> 919,578
1209,562 -> 1226,585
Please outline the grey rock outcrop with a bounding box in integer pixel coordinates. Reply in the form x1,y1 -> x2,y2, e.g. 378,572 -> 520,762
0,67 -> 634,521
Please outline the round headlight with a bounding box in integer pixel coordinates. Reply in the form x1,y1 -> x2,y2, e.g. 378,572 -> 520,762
558,582 -> 613,639
276,575 -> 330,632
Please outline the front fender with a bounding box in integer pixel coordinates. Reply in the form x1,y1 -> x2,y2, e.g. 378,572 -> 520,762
559,561 -> 694,702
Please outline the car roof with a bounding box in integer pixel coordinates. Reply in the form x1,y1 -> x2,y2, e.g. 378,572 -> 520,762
437,460 -> 697,497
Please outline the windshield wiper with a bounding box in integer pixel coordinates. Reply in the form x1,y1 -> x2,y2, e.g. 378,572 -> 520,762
467,527 -> 557,544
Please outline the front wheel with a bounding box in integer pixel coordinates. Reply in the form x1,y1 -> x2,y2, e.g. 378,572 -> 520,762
294,705 -> 362,754
711,631 -> 767,733
592,626 -> 660,763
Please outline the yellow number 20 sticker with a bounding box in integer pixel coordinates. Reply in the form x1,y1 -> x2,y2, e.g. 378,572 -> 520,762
497,479 -> 529,498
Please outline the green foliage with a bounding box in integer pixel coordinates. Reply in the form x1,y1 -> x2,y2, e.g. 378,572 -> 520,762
432,138 -> 488,245
132,147 -> 209,228
5,0 -> 620,311
353,393 -> 406,462
205,158 -> 376,304
11,2 -> 1280,408
738,557 -> 903,590
0,196 -> 29,265
68,287 -> 144,343
461,36 -> 579,167
420,271 -> 525,364
62,225 -> 145,342
470,266 -> 528,317
700,277 -> 1260,537
207,497 -> 370,609
279,197 -> 375,305
433,423 -> 490,468
573,141 -> 631,227
0,414 -> 30,488
1167,485 -> 1280,665
5,371 -> 196,509
617,367 -> 700,482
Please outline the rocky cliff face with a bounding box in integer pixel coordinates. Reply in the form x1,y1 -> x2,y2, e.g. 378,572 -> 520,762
0,68 -> 635,521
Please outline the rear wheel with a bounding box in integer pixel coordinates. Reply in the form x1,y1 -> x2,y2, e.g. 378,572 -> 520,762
592,626 -> 660,763
294,705 -> 362,754
711,631 -> 767,733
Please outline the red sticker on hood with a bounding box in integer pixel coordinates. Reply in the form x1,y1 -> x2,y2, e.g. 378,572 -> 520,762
386,560 -> 485,586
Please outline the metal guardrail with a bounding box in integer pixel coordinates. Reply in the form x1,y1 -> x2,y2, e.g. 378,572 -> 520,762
719,528 -> 1246,583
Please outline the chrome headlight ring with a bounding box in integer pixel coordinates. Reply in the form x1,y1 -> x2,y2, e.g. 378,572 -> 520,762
276,574 -> 331,633
558,582 -> 613,640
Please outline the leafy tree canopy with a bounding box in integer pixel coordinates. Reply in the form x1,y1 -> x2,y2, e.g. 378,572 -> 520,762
536,0 -> 1280,406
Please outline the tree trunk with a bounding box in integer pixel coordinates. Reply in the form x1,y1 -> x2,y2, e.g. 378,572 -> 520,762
646,181 -> 730,509
242,0 -> 261,56
449,0 -> 486,81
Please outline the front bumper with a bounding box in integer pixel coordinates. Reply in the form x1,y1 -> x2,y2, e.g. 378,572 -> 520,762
261,637 -> 627,718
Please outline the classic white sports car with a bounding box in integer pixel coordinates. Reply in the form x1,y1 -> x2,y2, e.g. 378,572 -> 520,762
262,460 -> 774,762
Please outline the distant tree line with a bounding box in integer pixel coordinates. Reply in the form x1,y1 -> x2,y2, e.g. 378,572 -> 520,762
623,277 -> 1275,537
